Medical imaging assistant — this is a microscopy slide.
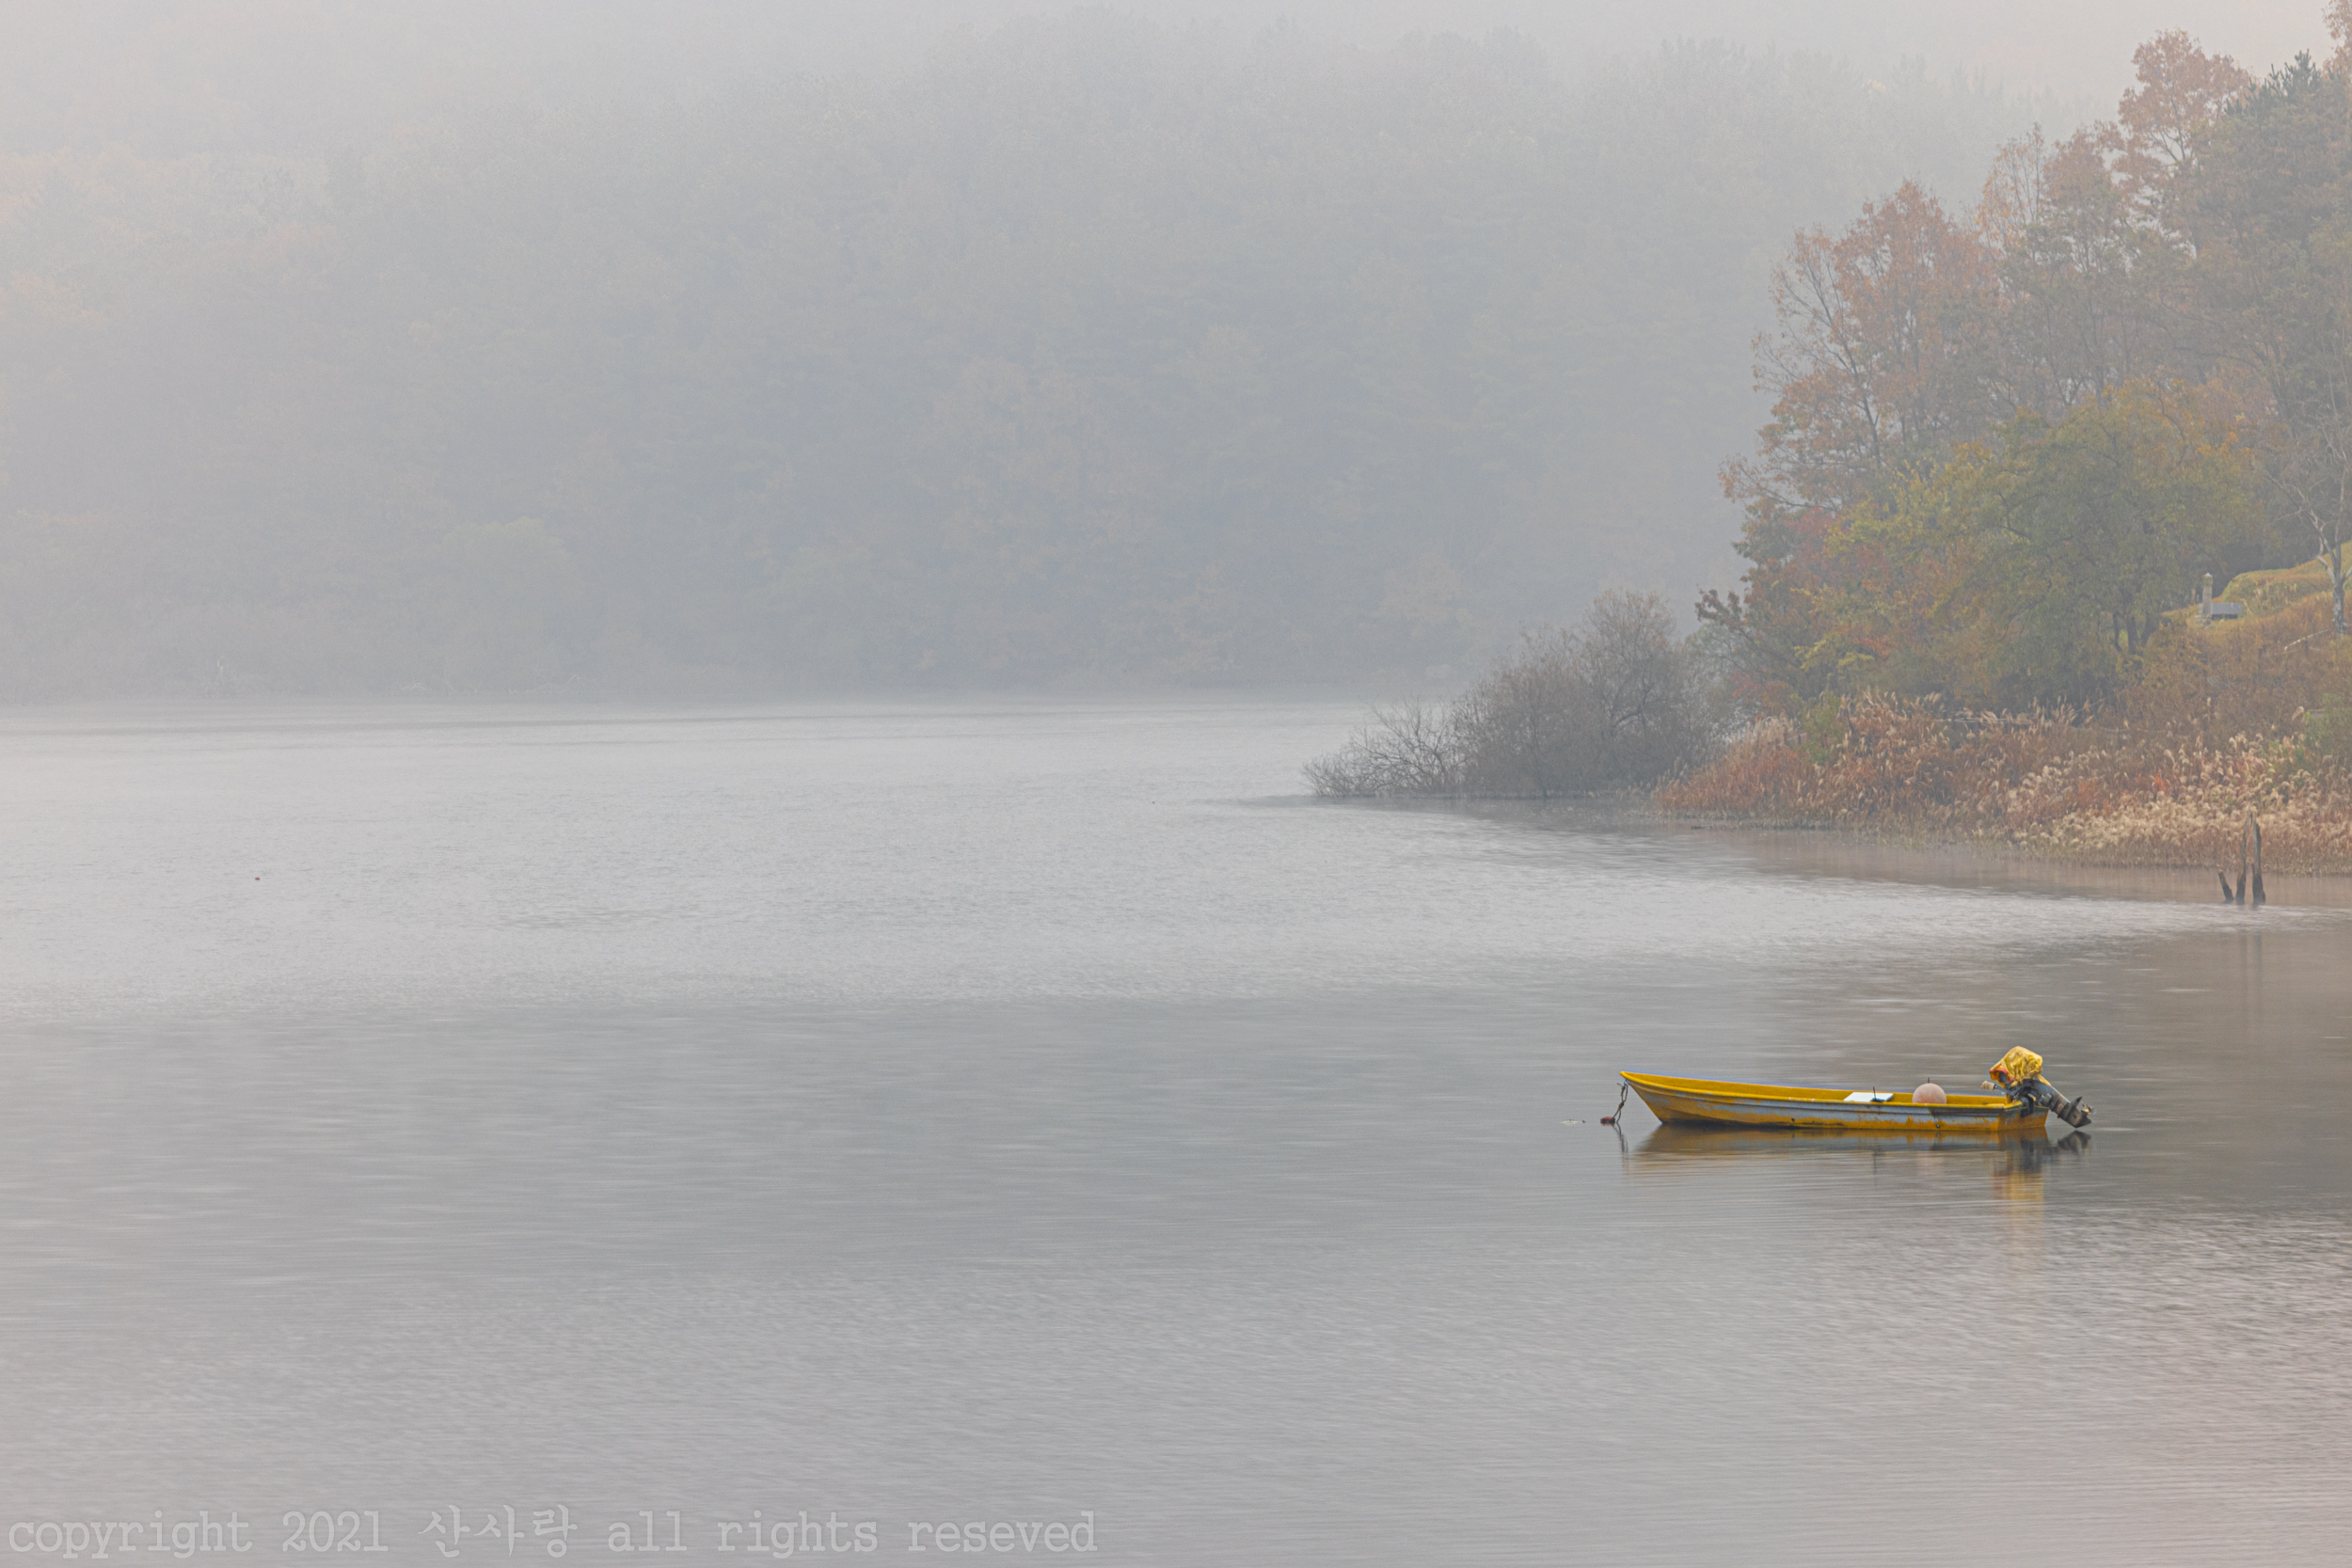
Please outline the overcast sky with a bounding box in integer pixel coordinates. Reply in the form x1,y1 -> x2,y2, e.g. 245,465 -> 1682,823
517,2 -> 2334,104
796,1 -> 2325,103
4,1 -> 2333,157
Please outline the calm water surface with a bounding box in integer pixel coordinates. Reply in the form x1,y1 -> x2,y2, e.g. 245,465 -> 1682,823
1,699 -> 2346,1565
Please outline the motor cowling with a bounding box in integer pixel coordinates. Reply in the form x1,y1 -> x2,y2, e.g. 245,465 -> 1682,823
1987,1047 -> 2092,1129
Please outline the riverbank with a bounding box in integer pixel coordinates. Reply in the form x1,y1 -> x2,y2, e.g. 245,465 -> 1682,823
1654,691 -> 2352,874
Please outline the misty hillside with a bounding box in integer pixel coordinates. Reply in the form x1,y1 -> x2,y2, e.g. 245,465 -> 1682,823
0,12 -> 2045,694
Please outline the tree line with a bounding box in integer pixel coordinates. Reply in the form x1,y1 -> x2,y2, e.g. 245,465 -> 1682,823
1703,14 -> 2352,721
0,14 -> 2038,695
1313,12 -> 2352,803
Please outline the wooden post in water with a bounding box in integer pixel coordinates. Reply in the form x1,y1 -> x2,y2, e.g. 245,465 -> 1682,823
2249,811 -> 2265,907
2225,812 -> 2265,905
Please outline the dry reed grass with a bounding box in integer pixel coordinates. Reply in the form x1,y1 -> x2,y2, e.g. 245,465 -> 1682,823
1659,691 -> 2352,872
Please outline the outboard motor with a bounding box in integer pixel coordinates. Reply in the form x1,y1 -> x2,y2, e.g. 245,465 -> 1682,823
1987,1047 -> 2092,1129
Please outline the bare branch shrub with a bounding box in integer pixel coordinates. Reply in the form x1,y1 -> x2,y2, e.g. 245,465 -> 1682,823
1301,702 -> 1465,796
1306,591 -> 1721,797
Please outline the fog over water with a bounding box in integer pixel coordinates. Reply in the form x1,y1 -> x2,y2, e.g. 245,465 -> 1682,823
3,700 -> 2349,1564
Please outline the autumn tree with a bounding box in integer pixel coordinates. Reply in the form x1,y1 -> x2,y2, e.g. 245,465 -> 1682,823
1824,385 -> 2253,708
1706,184 -> 2001,710
2111,29 -> 2254,225
2179,52 -> 2352,632
1978,34 -> 2246,420
1980,127 -> 2151,416
1723,182 -> 2002,522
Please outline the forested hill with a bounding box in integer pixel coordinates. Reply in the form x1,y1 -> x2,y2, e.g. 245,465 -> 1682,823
0,14 -> 2044,695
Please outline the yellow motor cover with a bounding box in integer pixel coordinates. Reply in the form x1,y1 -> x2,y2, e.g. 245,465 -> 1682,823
1989,1046 -> 2044,1085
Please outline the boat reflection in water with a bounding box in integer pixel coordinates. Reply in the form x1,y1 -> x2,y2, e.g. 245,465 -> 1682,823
1623,1121 -> 2091,1204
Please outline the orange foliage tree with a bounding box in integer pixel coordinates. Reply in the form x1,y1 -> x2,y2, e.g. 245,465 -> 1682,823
1705,25 -> 2286,721
1706,184 -> 2001,710
1722,182 -> 2001,526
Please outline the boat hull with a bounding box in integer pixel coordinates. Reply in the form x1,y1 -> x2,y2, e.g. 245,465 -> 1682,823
1622,1072 -> 2044,1132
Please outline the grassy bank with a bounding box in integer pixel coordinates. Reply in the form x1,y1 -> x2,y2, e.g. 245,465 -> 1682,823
1657,692 -> 2352,871
1311,568 -> 2352,871
1658,561 -> 2352,872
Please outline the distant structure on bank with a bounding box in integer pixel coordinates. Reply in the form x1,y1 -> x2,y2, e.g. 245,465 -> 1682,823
2201,572 -> 2244,623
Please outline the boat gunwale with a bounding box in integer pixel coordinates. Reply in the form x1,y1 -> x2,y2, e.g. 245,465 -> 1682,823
1620,1071 -> 2011,1109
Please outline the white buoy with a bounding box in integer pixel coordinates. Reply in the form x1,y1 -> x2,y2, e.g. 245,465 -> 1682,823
1914,1082 -> 1947,1104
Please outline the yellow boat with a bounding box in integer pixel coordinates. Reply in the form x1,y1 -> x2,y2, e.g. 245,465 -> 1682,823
1620,1072 -> 2045,1132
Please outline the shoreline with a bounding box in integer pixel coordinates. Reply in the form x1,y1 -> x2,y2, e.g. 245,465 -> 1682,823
1329,791 -> 2352,900
1641,798 -> 2352,880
